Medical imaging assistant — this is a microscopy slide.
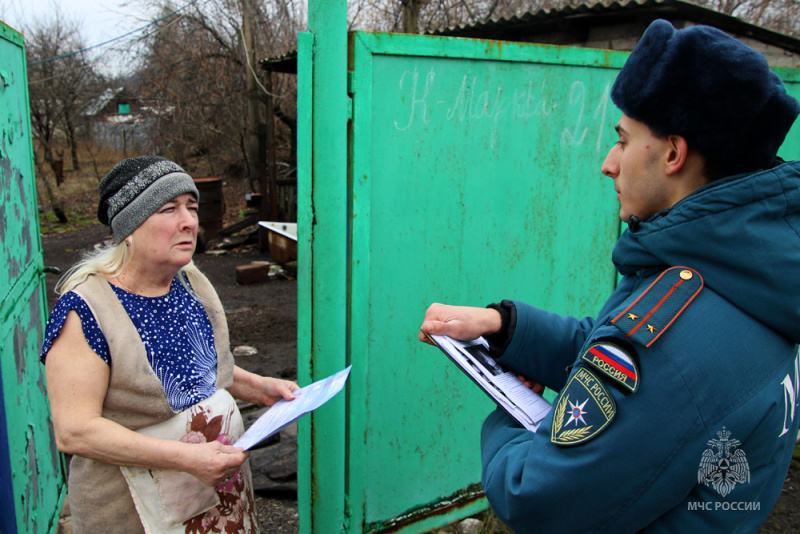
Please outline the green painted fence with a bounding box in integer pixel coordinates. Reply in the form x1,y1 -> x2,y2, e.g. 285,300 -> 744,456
347,33 -> 625,533
298,13 -> 629,532
298,6 -> 800,531
0,21 -> 66,534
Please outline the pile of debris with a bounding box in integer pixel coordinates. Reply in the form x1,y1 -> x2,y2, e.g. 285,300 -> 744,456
234,260 -> 297,284
196,210 -> 261,255
199,211 -> 297,285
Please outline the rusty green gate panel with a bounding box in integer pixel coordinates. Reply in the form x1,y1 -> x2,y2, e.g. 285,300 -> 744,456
346,33 -> 627,533
0,21 -> 66,534
297,1 -> 350,533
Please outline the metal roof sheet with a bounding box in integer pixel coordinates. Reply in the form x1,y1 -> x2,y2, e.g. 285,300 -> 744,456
429,0 -> 800,53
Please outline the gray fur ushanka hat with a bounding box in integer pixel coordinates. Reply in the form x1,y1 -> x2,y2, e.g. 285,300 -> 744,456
98,156 -> 200,244
611,19 -> 800,173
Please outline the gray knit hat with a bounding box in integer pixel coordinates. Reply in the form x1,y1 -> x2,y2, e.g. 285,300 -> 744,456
98,156 -> 200,244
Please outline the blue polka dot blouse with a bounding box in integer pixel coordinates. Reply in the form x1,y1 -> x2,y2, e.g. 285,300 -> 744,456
40,276 -> 218,412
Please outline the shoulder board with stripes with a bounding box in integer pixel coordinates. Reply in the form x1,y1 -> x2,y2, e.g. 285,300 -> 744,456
611,267 -> 703,348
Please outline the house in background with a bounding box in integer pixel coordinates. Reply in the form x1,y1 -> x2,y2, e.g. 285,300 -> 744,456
84,86 -> 130,116
431,0 -> 800,67
84,86 -> 153,153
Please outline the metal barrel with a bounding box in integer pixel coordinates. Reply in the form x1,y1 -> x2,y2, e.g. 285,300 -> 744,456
193,177 -> 225,237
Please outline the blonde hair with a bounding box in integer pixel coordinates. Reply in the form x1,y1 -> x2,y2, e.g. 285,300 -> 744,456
55,238 -> 202,299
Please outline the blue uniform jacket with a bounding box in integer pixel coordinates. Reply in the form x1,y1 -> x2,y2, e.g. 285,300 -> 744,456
481,159 -> 800,533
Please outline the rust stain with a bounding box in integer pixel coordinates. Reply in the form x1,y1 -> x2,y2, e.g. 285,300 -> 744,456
14,322 -> 25,383
483,38 -> 505,58
363,483 -> 485,533
348,32 -> 356,71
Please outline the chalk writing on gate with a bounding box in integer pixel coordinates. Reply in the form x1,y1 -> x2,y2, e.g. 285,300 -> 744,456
394,67 -> 435,130
561,80 -> 613,153
393,66 -> 612,152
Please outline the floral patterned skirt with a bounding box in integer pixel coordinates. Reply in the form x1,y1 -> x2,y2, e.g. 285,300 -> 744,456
120,389 -> 258,533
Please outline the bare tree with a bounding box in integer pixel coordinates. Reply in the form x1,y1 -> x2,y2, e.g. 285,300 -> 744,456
127,0 -> 301,188
24,14 -> 105,221
401,0 -> 427,33
349,0 -> 536,33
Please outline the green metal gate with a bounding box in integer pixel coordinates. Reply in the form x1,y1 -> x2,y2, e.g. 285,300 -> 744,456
297,3 -> 800,532
346,33 -> 627,533
0,21 -> 66,534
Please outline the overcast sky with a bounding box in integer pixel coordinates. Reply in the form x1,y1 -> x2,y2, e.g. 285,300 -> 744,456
1,0 -> 170,75
1,0 -> 140,46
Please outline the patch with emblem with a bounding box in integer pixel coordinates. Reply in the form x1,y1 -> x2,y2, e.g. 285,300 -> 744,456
551,367 -> 616,446
612,266 -> 703,347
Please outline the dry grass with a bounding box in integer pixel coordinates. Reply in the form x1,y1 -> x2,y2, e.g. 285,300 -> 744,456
36,145 -> 131,235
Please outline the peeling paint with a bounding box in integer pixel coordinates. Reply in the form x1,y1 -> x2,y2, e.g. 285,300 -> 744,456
1,27 -> 66,533
22,426 -> 30,527
14,322 -> 25,383
27,425 -> 39,503
47,416 -> 59,474
31,285 -> 43,346
0,160 -> 8,247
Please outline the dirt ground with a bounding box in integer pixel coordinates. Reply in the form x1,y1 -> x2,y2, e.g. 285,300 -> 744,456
40,222 -> 800,533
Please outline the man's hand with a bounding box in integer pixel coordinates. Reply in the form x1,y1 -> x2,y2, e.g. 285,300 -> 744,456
418,303 -> 502,344
517,374 -> 545,395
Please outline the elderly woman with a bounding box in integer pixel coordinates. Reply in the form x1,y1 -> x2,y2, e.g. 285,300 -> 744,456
41,156 -> 298,533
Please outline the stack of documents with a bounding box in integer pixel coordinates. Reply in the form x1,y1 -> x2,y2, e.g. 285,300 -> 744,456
429,335 -> 551,432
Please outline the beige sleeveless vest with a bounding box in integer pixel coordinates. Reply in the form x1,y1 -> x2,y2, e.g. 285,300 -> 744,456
66,270 -> 234,533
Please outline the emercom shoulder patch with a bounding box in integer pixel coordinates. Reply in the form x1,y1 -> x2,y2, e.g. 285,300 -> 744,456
611,266 -> 703,348
582,342 -> 639,393
551,367 -> 616,447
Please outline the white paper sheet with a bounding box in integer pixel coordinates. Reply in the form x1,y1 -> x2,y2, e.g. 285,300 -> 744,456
234,365 -> 352,450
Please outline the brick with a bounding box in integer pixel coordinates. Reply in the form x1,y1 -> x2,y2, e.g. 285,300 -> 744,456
235,263 -> 271,284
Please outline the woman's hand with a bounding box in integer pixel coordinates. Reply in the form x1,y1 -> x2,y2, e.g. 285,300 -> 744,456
419,303 -> 502,344
230,366 -> 300,406
256,376 -> 300,406
185,440 -> 251,487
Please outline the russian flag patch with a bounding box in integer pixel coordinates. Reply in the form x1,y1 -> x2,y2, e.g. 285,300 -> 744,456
582,342 -> 639,392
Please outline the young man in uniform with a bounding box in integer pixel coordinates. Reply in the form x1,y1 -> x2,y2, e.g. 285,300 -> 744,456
419,19 -> 800,532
